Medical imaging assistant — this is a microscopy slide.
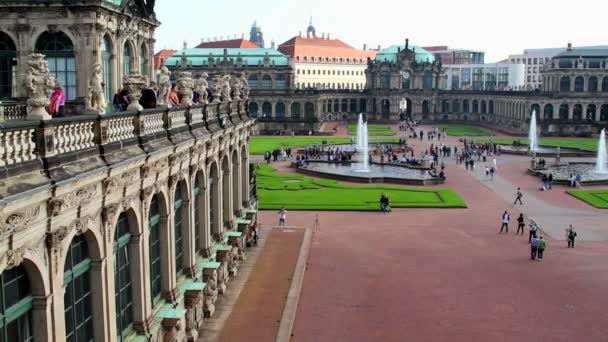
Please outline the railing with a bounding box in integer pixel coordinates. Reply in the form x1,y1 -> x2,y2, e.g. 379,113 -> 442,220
0,101 -> 28,121
0,100 -> 252,175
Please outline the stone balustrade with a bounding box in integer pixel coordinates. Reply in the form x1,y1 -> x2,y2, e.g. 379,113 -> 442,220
0,100 -> 249,175
0,101 -> 28,121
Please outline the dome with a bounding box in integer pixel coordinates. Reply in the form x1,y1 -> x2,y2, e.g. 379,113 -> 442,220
374,45 -> 435,64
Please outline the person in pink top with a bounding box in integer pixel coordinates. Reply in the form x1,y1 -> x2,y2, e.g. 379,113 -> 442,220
49,82 -> 66,117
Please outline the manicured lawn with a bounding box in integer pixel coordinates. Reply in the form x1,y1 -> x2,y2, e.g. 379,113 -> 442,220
249,136 -> 399,155
438,124 -> 494,136
474,138 -> 600,151
568,190 -> 608,208
347,124 -> 396,136
255,164 -> 467,210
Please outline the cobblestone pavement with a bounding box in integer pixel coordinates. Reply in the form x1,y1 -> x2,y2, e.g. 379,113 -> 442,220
255,124 -> 608,342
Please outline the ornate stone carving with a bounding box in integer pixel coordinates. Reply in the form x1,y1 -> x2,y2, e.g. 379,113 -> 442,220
124,71 -> 145,111
0,205 -> 41,236
176,71 -> 194,107
49,184 -> 97,216
203,269 -> 218,317
3,247 -> 26,270
211,76 -> 222,103
142,158 -> 168,178
158,66 -> 172,107
85,63 -> 106,114
22,53 -> 55,120
104,170 -> 138,195
231,73 -> 241,100
238,72 -> 249,100
221,75 -> 231,102
195,72 -> 209,104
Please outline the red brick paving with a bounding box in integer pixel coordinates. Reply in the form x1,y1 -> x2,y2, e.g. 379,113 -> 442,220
216,228 -> 305,342
255,125 -> 608,342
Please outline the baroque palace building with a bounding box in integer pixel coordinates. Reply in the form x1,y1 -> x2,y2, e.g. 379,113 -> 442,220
0,1 -> 258,342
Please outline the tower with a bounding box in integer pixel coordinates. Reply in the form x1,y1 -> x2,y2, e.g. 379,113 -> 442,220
306,17 -> 317,39
249,20 -> 265,48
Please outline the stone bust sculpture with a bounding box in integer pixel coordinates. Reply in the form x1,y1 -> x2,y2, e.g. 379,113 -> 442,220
22,53 -> 56,120
86,63 -> 106,114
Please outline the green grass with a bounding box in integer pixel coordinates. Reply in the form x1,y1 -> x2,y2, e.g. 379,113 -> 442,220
249,136 -> 399,155
438,124 -> 494,136
474,138 -> 600,151
255,164 -> 467,210
568,190 -> 608,208
347,124 -> 396,136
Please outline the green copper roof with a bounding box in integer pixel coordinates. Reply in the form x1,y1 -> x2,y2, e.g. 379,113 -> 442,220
374,45 -> 435,64
165,48 -> 290,67
555,48 -> 608,58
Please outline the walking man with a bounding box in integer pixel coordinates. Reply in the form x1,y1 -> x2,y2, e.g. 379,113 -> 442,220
278,208 -> 287,226
537,236 -> 546,260
516,214 -> 525,235
529,220 -> 538,243
514,187 -> 523,205
530,235 -> 540,260
566,225 -> 577,248
500,211 -> 510,233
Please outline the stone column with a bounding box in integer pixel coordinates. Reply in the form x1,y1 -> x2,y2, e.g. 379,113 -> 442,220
222,167 -> 234,231
241,152 -> 250,207
91,258 -> 111,342
568,105 -> 574,120
130,233 -> 155,335
182,197 -> 197,278
32,295 -> 53,342
160,214 -> 179,303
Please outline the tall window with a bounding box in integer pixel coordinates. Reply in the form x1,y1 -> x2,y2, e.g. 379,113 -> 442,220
139,44 -> 147,77
148,196 -> 162,304
261,75 -> 272,89
275,74 -> 286,88
194,178 -> 202,253
560,76 -> 571,92
174,186 -> 184,276
0,265 -> 33,342
35,31 -> 76,100
114,213 -> 133,341
423,71 -> 433,90
123,42 -> 132,77
101,36 -> 113,104
64,235 -> 94,342
0,32 -> 16,100
248,75 -> 258,89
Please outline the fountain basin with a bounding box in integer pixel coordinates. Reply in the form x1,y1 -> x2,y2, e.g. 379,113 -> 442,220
499,145 -> 595,157
297,160 -> 445,185
528,162 -> 608,185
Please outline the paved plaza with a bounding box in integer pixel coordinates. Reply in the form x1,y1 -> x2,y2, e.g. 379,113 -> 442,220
246,124 -> 608,341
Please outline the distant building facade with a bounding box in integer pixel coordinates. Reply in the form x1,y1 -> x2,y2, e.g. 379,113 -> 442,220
278,21 -> 377,91
249,21 -> 264,48
424,46 -> 485,65
445,63 -> 525,91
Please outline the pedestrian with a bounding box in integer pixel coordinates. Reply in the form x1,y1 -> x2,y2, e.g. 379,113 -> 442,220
537,236 -> 546,260
278,208 -> 287,226
566,225 -> 577,248
485,166 -> 490,179
49,82 -> 66,117
548,173 -> 553,189
529,220 -> 538,243
380,193 -> 390,214
500,211 -> 510,233
516,214 -> 525,235
530,236 -> 540,260
489,166 -> 495,180
514,187 -> 523,205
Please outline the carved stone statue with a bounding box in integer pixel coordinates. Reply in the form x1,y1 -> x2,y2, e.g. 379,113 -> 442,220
221,75 -> 231,102
238,72 -> 250,100
22,53 -> 55,120
157,66 -> 172,107
124,71 -> 145,111
231,73 -> 242,100
85,64 -> 106,114
176,71 -> 194,107
211,76 -> 222,103
198,72 -> 209,104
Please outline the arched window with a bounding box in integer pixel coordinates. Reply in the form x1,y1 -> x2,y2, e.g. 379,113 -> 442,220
472,100 -> 479,114
463,100 -> 470,113
559,104 -> 569,120
194,176 -> 202,254
35,31 -> 76,100
602,77 -> 608,93
64,235 -> 94,341
139,43 -> 148,77
359,99 -> 367,113
489,100 -> 494,114
588,76 -> 598,92
333,100 -> 339,113
544,104 -> 554,120
0,31 -> 16,99
573,104 -> 583,120
559,76 -> 571,92
248,74 -> 259,89
422,100 -> 430,114
350,99 -> 357,114
114,212 -> 134,341
442,100 -> 450,113
601,104 -> 608,121
101,36 -> 113,104
452,100 -> 460,113
401,71 -> 411,89
423,71 -> 433,90
174,185 -> 184,276
275,74 -> 286,88
291,103 -> 301,119
381,99 -> 390,115
0,265 -> 33,341
531,104 -> 540,117
262,102 -> 272,118
123,42 -> 133,77
305,102 -> 315,120
261,75 -> 272,89
481,101 -> 487,114
380,71 -> 390,89
574,76 -> 584,92
248,102 -> 258,118
587,104 -> 597,120
341,99 -> 348,112
275,102 -> 286,119
148,195 -> 162,304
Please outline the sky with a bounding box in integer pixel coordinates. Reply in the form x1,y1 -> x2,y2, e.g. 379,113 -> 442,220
154,0 -> 608,62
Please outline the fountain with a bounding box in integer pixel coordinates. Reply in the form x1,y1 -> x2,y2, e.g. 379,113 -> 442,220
529,110 -> 538,153
596,129 -> 607,174
356,114 -> 364,151
352,114 -> 370,172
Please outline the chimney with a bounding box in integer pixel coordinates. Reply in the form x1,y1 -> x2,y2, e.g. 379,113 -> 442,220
363,44 -> 367,51
378,45 -> 381,51
299,31 -> 302,37
567,42 -> 573,51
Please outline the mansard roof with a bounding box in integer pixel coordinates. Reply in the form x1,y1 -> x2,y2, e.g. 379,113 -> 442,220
164,48 -> 290,67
